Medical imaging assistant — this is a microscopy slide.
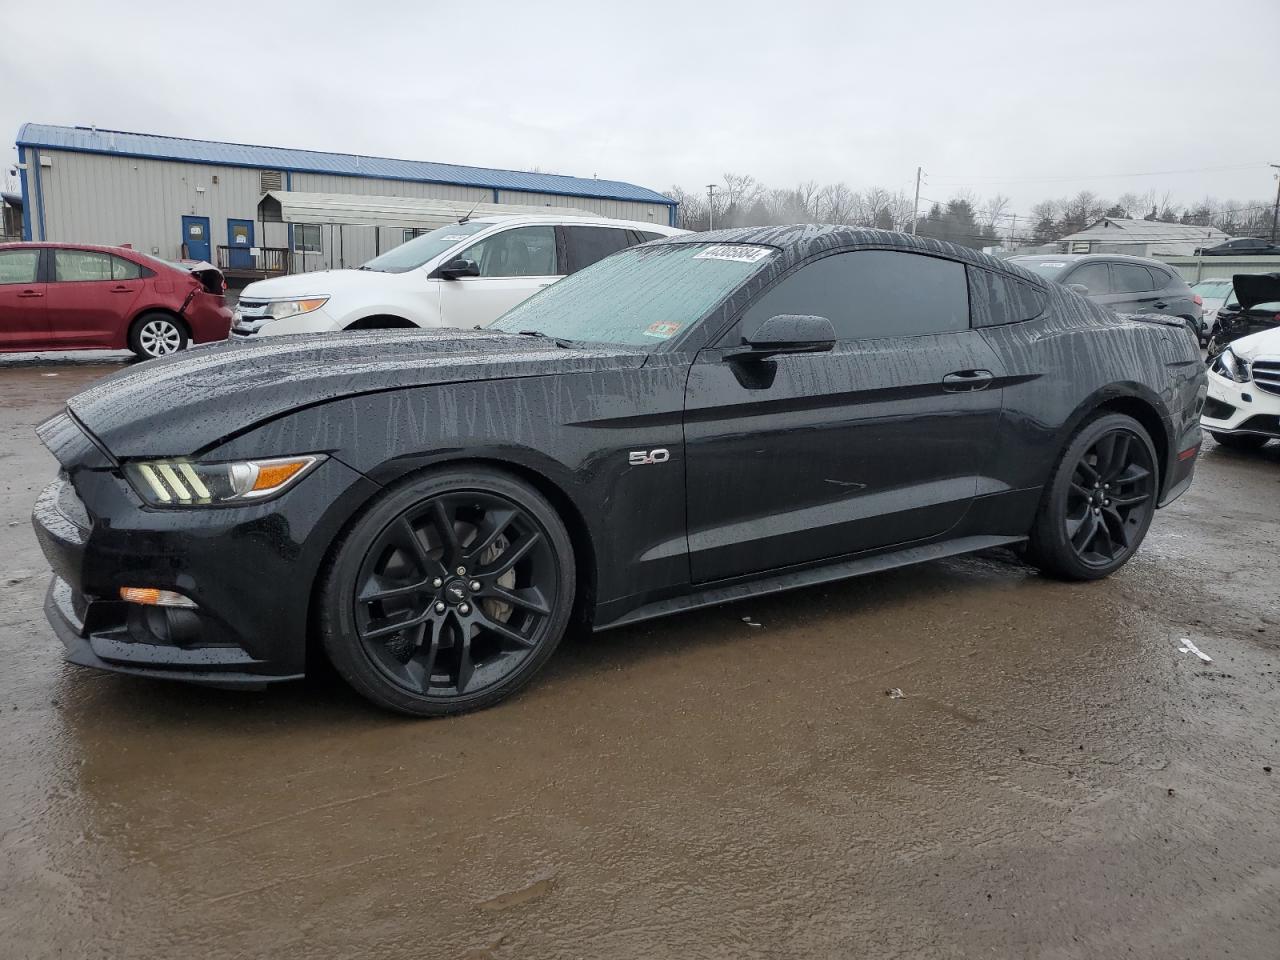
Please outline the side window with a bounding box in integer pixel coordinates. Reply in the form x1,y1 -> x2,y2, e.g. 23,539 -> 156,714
459,225 -> 558,278
636,231 -> 665,243
967,267 -> 1047,327
1112,263 -> 1157,294
1064,262 -> 1111,295
111,256 -> 144,280
563,226 -> 632,273
53,249 -> 113,282
0,249 -> 39,285
739,250 -> 968,341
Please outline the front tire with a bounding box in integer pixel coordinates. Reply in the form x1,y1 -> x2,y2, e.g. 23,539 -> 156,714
1028,413 -> 1159,581
317,466 -> 575,716
1210,431 -> 1269,451
129,313 -> 188,359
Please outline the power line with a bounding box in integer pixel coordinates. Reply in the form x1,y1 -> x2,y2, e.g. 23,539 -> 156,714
929,161 -> 1271,185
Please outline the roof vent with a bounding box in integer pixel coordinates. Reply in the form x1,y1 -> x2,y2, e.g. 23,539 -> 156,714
260,170 -> 283,193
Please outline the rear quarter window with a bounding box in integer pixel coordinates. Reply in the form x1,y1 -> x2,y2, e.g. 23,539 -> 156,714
967,267 -> 1047,327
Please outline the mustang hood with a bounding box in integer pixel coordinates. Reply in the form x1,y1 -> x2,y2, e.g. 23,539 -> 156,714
1231,273 -> 1280,311
64,329 -> 646,458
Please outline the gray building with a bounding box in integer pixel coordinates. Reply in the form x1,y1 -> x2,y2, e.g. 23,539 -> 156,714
14,123 -> 677,276
1054,217 -> 1228,258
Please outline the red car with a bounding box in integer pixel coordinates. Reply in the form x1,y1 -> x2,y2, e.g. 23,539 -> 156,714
0,242 -> 232,359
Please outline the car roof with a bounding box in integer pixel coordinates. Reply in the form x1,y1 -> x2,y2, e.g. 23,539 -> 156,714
656,223 -> 1043,284
0,240 -> 154,256
464,214 -> 685,234
1011,252 -> 1172,268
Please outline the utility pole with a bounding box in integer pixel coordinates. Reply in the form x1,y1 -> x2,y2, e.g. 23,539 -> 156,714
706,183 -> 718,231
911,166 -> 922,235
1271,164 -> 1280,242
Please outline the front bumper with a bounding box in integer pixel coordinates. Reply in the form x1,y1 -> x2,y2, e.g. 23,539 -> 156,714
43,578 -> 291,689
231,306 -> 339,338
31,419 -> 380,687
1201,366 -> 1280,438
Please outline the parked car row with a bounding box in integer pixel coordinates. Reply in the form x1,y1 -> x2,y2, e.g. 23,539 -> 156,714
0,215 -> 683,358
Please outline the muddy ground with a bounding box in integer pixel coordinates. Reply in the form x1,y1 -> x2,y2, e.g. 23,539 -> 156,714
1,358 -> 1277,959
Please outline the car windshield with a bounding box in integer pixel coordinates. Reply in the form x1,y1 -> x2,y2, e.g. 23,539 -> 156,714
360,221 -> 493,273
1013,259 -> 1072,280
489,242 -> 777,347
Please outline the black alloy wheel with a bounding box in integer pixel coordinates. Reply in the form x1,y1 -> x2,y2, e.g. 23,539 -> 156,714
1062,429 -> 1156,569
319,468 -> 574,716
1029,413 -> 1159,581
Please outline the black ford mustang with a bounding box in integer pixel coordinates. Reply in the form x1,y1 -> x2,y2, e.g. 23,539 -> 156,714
32,226 -> 1206,716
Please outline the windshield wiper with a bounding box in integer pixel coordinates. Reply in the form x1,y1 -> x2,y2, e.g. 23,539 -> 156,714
515,330 -> 576,349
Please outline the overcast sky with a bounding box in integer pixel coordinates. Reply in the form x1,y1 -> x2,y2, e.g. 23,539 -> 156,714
4,0 -> 1278,219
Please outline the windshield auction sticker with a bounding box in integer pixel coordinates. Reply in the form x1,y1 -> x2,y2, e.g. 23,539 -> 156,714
693,244 -> 773,263
643,321 -> 683,339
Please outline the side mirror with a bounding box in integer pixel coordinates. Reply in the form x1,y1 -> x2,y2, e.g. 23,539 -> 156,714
730,314 -> 836,360
1067,283 -> 1090,296
438,257 -> 480,280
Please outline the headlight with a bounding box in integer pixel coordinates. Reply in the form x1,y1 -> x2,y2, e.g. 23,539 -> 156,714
264,297 -> 328,320
124,455 -> 325,507
1211,348 -> 1251,384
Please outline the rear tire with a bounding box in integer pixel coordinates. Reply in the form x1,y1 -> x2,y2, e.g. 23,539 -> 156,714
128,313 -> 188,359
1210,431 -> 1269,451
1028,413 -> 1159,582
317,466 -> 575,717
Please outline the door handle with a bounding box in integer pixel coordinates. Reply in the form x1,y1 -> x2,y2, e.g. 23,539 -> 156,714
17,289 -> 43,298
942,369 -> 994,392
1153,301 -> 1168,309
110,285 -> 132,293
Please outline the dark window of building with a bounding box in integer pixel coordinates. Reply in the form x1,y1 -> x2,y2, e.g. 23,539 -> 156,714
293,224 -> 322,253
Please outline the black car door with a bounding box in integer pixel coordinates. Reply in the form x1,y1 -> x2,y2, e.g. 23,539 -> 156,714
682,249 -> 1004,584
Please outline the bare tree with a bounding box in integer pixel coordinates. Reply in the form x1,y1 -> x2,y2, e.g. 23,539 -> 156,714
815,182 -> 859,224
979,194 -> 1011,232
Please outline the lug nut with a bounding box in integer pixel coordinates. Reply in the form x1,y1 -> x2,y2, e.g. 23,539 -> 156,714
456,566 -> 466,576
459,603 -> 471,615
469,580 -> 481,592
432,577 -> 443,588
434,601 -> 446,613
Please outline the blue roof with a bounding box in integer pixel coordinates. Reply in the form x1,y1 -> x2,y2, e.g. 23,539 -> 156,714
16,123 -> 676,208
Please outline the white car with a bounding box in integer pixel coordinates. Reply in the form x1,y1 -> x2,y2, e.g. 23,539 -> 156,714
1202,326 -> 1280,451
231,214 -> 685,338
1190,278 -> 1235,343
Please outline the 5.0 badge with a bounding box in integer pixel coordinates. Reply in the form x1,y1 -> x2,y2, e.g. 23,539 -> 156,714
628,449 -> 670,465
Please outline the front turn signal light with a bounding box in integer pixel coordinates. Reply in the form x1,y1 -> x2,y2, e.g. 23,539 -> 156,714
120,587 -> 197,608
124,455 -> 325,507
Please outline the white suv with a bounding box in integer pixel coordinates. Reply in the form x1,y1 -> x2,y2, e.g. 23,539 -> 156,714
230,215 -> 685,338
